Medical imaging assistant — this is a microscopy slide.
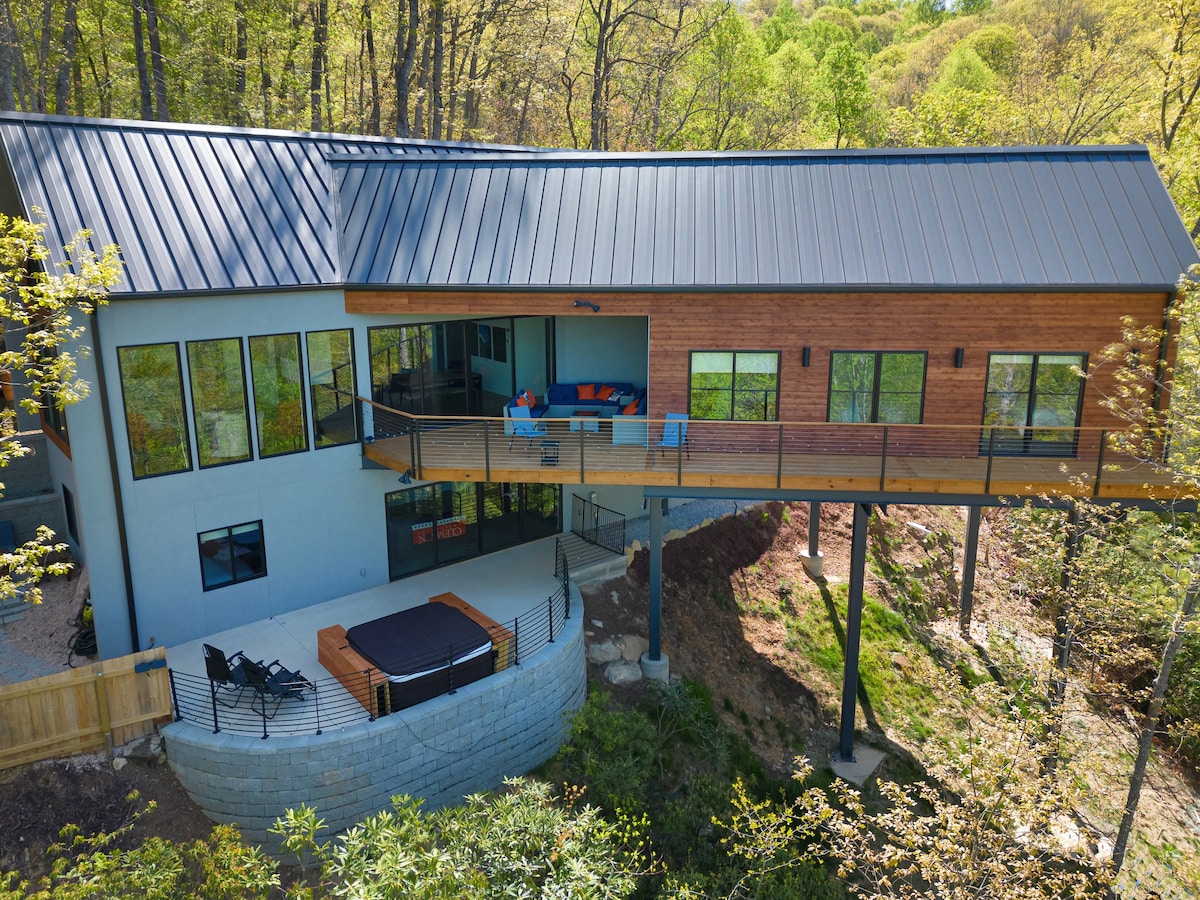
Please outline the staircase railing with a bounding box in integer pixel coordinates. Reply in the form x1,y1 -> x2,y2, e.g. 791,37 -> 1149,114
571,493 -> 626,556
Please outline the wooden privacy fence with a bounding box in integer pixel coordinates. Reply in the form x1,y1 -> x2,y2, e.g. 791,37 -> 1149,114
0,646 -> 172,770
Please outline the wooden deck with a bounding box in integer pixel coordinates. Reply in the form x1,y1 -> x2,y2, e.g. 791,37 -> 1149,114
361,404 -> 1187,503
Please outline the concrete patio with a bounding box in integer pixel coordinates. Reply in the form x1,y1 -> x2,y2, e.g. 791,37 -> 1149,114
161,536 -> 587,848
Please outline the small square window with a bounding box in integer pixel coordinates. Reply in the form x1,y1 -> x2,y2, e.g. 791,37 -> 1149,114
198,521 -> 266,590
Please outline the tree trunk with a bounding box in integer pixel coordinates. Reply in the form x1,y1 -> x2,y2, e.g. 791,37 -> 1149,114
362,0 -> 380,134
54,0 -> 77,113
589,0 -> 611,150
36,0 -> 52,112
0,0 -> 17,110
131,0 -> 153,119
1111,570 -> 1200,873
144,0 -> 170,120
395,0 -> 418,137
310,0 -> 328,131
233,0 -> 248,126
431,0 -> 444,140
414,27 -> 431,136
258,44 -> 272,128
1044,503 -> 1081,776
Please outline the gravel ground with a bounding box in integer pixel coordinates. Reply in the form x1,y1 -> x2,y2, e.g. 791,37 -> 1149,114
0,566 -> 90,685
623,496 -> 765,548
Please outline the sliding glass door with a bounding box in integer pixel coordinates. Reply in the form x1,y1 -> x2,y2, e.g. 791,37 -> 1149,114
386,481 -> 562,579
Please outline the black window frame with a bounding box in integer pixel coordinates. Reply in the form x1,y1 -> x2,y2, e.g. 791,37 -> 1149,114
198,520 -> 267,591
982,351 -> 1087,456
687,350 -> 781,421
186,336 -> 254,469
248,332 -> 310,458
827,350 -> 928,424
305,328 -> 360,449
117,341 -> 194,479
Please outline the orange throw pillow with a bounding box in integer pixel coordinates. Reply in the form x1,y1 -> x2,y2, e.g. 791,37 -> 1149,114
596,385 -> 616,401
623,398 -> 640,415
515,389 -> 533,407
577,383 -> 597,400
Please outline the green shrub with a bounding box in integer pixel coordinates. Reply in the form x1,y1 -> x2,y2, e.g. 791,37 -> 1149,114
555,689 -> 658,811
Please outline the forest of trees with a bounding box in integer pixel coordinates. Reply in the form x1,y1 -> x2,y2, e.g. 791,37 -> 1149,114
2,0 -> 1198,242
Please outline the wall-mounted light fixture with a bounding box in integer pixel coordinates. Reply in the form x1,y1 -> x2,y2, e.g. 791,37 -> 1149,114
574,299 -> 600,313
802,347 -> 811,367
954,347 -> 965,369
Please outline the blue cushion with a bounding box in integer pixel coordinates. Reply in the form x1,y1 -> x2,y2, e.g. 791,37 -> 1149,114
546,384 -> 576,404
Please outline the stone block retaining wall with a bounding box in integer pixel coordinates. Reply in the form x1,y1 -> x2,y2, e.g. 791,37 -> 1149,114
162,610 -> 585,848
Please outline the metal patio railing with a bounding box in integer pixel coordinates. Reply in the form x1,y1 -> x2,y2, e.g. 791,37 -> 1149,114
168,578 -> 571,738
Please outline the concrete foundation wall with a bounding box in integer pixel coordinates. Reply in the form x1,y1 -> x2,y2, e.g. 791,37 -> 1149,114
162,613 -> 585,848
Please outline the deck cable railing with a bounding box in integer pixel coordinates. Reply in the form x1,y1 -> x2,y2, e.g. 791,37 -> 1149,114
168,585 -> 571,739
357,397 -> 1183,500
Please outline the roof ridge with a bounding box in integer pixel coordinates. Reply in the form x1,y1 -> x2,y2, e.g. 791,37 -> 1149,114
0,110 -> 537,152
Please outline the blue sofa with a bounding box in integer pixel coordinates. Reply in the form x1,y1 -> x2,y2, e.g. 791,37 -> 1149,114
503,383 -> 647,441
506,382 -> 641,418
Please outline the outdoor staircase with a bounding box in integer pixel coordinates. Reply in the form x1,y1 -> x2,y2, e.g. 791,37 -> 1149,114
556,532 -> 627,585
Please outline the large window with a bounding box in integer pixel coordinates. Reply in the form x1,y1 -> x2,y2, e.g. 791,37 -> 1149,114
187,338 -> 252,467
307,329 -> 358,447
386,481 -> 561,579
983,353 -> 1085,455
249,333 -> 308,457
689,351 -> 780,420
828,351 -> 926,424
118,343 -> 192,478
198,521 -> 266,590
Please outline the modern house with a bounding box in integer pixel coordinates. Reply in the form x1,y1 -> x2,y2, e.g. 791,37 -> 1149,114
1,113 -> 1197,724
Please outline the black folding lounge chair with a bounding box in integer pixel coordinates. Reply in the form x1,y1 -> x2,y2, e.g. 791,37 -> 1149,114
241,657 -> 314,718
202,643 -> 253,707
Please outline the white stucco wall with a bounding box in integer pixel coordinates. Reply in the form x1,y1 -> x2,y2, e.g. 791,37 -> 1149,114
72,299 -> 653,657
79,291 -> 449,655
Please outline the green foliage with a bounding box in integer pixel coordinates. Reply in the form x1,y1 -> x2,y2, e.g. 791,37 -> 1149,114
0,216 -> 120,603
814,41 -> 873,147
555,689 -> 659,811
295,781 -> 653,899
0,819 -> 279,899
718,676 -> 1116,899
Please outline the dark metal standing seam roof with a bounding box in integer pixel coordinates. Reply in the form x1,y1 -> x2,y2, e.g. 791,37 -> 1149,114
0,112 -> 1196,296
333,148 -> 1200,292
0,112 -> 524,296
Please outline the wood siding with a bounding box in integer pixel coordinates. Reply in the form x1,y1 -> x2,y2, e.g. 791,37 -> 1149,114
347,289 -> 1171,434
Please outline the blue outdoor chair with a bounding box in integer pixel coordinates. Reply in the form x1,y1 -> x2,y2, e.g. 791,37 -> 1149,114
508,405 -> 548,450
656,412 -> 690,459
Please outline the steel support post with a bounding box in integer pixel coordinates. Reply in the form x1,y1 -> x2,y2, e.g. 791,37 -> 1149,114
648,497 -> 664,661
837,501 -> 870,763
959,505 -> 982,635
